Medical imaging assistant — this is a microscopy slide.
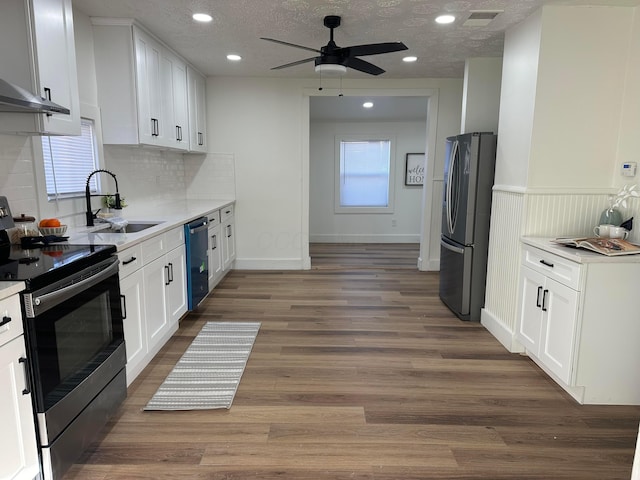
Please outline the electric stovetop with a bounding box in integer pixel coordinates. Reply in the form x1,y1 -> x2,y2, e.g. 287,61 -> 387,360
0,241 -> 116,291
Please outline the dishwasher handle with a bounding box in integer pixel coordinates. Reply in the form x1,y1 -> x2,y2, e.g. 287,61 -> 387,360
189,223 -> 209,234
187,217 -> 208,234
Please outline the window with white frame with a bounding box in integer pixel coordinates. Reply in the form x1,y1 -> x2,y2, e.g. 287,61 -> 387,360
41,118 -> 100,200
335,137 -> 395,213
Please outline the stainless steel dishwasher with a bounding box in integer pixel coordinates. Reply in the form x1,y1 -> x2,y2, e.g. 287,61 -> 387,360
184,217 -> 209,309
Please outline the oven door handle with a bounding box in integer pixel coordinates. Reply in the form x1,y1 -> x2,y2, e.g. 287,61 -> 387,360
26,258 -> 119,317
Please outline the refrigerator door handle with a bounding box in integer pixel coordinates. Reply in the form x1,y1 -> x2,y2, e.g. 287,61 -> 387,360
440,238 -> 465,254
446,140 -> 459,235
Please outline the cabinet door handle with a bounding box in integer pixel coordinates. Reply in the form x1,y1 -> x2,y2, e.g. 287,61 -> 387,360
212,234 -> 217,250
19,357 -> 31,395
0,315 -> 11,328
122,256 -> 137,265
176,125 -> 183,141
542,289 -> 549,312
164,265 -> 170,285
536,286 -> 543,308
539,259 -> 554,268
198,132 -> 203,145
168,262 -> 174,283
227,225 -> 232,238
120,294 -> 127,320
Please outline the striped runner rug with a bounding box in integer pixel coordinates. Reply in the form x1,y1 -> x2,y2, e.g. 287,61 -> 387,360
144,321 -> 260,411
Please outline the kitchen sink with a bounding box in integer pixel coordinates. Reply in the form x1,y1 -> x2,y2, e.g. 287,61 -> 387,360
99,222 -> 163,234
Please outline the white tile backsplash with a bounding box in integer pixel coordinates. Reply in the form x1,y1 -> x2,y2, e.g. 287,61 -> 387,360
0,134 -> 39,216
184,152 -> 236,200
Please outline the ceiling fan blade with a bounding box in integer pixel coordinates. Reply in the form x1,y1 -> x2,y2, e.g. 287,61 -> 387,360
260,37 -> 321,54
344,57 -> 385,76
337,42 -> 408,57
271,56 -> 317,70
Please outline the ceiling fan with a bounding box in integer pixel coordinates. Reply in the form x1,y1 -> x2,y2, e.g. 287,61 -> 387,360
261,15 -> 408,76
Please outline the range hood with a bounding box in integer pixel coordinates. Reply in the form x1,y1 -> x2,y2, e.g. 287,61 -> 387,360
0,78 -> 70,114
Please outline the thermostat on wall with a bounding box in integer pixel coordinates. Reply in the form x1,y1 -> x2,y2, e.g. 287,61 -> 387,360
622,162 -> 637,177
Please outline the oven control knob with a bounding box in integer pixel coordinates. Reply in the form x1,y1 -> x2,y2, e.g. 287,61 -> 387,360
34,298 -> 41,306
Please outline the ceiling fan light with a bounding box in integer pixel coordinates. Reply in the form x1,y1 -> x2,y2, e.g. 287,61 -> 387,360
315,64 -> 347,76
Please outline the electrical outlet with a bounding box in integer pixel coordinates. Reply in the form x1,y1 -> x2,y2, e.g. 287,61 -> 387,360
391,219 -> 397,227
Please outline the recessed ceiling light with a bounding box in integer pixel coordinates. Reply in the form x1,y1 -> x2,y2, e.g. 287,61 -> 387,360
192,13 -> 212,22
403,56 -> 418,63
435,14 -> 455,24
226,54 -> 242,61
363,102 -> 374,109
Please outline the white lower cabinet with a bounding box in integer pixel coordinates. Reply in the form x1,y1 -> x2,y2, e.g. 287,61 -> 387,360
118,226 -> 187,385
0,294 -> 39,480
518,265 -> 578,384
119,267 -> 146,381
516,242 -> 640,404
207,211 -> 223,290
221,205 -> 236,272
165,243 -> 187,324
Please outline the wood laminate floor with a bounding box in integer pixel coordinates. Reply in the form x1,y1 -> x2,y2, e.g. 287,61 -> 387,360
64,244 -> 640,479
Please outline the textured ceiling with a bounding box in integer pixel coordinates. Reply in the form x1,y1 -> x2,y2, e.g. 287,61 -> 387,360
72,0 -> 640,79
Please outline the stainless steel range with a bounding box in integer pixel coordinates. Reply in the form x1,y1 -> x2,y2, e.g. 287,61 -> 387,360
0,196 -> 126,480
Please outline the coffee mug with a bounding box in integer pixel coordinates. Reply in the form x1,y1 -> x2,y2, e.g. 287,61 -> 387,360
594,224 -> 614,237
608,226 -> 629,239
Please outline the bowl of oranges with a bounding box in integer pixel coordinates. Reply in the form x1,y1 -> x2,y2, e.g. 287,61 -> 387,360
38,218 -> 67,236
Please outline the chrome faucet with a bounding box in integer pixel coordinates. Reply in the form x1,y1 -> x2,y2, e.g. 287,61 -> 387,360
85,169 -> 122,226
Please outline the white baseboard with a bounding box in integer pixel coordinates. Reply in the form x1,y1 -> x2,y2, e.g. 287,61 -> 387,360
233,258 -> 307,270
419,258 -> 439,271
480,308 -> 524,353
309,234 -> 420,243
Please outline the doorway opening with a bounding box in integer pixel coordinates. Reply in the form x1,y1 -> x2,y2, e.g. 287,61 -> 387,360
306,91 -> 436,270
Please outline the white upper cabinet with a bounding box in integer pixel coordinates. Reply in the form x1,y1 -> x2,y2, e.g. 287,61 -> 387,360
162,50 -> 189,150
187,66 -> 207,153
133,26 -> 167,147
0,0 -> 80,135
92,19 -> 198,152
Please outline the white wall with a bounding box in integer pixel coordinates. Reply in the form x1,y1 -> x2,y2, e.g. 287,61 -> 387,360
494,8 -> 541,189
309,120 -> 426,243
616,7 -> 640,190
529,6 -> 632,189
461,57 -> 502,135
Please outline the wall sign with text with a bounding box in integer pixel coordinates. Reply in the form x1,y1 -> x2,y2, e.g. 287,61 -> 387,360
405,153 -> 425,186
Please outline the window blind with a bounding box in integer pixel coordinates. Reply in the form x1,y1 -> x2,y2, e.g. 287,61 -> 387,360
42,119 -> 99,199
339,140 -> 391,207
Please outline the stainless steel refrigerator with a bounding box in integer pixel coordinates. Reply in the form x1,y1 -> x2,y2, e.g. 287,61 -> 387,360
439,132 -> 497,321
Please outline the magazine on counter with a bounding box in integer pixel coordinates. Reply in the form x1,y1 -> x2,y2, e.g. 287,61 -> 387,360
552,237 -> 640,256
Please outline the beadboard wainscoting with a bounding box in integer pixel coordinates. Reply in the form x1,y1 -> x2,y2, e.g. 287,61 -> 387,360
481,188 -> 525,350
481,187 -> 632,351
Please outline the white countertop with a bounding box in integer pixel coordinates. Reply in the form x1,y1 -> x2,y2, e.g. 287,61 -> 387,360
522,236 -> 640,264
67,199 -> 234,251
0,281 -> 26,300
0,199 -> 233,297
